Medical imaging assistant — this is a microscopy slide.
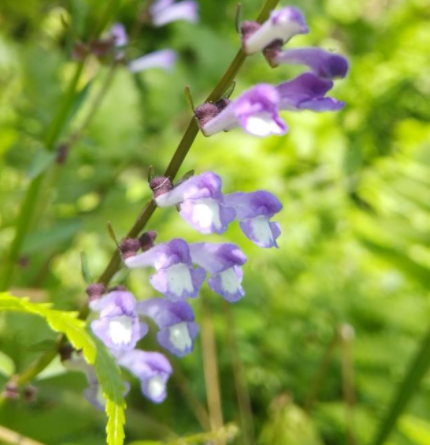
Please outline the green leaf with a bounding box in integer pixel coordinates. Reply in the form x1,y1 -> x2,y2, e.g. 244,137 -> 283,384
0,292 -> 95,363
370,329 -> 430,445
399,415 -> 430,445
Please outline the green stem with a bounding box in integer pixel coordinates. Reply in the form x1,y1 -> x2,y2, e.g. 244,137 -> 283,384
5,0 -> 281,389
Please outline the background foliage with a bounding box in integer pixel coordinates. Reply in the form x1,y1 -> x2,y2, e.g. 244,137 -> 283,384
1,0 -> 430,444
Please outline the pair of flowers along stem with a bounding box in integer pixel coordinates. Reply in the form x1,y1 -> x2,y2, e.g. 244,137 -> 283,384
67,3 -> 348,407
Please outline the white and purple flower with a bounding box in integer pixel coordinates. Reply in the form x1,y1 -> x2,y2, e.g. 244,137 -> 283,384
124,239 -> 206,301
137,299 -> 199,356
195,84 -> 287,138
242,7 -> 308,55
128,49 -> 177,73
225,191 -> 283,248
150,0 -> 199,27
90,290 -> 148,351
276,72 -> 345,112
154,172 -> 236,234
117,350 -> 172,403
270,47 -> 349,79
190,243 -> 247,302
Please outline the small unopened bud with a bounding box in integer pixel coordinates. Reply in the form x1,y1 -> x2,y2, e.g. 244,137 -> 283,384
139,231 -> 157,252
59,343 -> 75,362
240,21 -> 261,40
90,38 -> 115,58
56,143 -> 70,164
150,176 -> 173,198
23,385 -> 37,403
194,103 -> 219,128
2,381 -> 19,400
263,40 -> 283,67
119,238 -> 141,259
85,283 -> 106,301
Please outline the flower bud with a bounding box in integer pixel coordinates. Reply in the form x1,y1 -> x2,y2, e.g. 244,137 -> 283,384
139,231 -> 157,252
150,176 -> 173,199
85,283 -> 106,301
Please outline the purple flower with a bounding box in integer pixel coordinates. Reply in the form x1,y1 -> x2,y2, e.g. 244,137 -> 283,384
90,290 -> 148,351
225,191 -> 283,248
243,7 -> 308,55
190,243 -> 247,302
117,350 -> 172,403
137,299 -> 199,356
110,23 -> 128,47
271,48 -> 349,79
276,72 -> 345,112
154,172 -> 236,234
124,239 -> 206,301
196,85 -> 287,138
128,49 -> 177,73
63,352 -> 106,411
150,0 -> 198,27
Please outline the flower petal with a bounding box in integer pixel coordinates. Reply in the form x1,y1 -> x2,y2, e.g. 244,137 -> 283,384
240,216 -> 281,248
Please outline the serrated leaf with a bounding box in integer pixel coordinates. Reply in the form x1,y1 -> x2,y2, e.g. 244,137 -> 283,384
106,399 -> 126,445
0,292 -> 96,363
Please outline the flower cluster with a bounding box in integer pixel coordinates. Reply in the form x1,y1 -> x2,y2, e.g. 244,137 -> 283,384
67,4 -> 348,410
195,6 -> 348,138
75,170 -> 282,407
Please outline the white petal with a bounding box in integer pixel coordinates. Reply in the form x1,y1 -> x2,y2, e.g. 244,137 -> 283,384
249,216 -> 275,246
245,20 -> 304,54
219,268 -> 241,293
167,263 -> 194,295
109,315 -> 133,346
148,375 -> 165,400
185,198 -> 222,231
169,322 -> 192,351
243,113 -> 284,137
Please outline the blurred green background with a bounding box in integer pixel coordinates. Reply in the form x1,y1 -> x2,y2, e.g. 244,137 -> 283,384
1,0 -> 430,444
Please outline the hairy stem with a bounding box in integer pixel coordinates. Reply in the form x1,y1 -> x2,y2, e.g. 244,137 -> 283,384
5,0 -> 281,390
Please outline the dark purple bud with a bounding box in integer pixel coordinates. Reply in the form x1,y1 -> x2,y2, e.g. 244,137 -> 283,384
85,283 -> 106,301
194,103 -> 219,128
56,143 -> 70,164
263,40 -> 283,67
139,231 -> 157,252
23,385 -> 37,403
119,238 -> 141,259
240,21 -> 261,40
2,381 -> 19,400
59,343 -> 75,362
150,176 -> 173,199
